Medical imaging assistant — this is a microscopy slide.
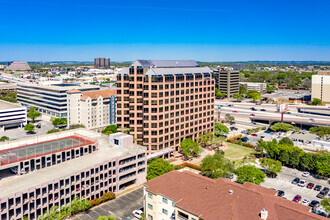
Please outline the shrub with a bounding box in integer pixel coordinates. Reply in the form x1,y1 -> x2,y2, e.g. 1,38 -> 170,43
176,162 -> 202,171
47,129 -> 60,134
242,143 -> 255,148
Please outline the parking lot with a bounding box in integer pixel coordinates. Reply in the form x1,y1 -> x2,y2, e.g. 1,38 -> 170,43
261,167 -> 329,213
74,187 -> 144,220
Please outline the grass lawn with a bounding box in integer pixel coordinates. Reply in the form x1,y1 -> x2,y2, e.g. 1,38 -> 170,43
224,142 -> 253,159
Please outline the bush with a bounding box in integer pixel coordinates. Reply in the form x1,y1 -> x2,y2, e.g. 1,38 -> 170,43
69,124 -> 86,129
0,136 -> 9,142
176,162 -> 201,171
227,135 -> 242,144
47,129 -> 60,134
242,143 -> 255,148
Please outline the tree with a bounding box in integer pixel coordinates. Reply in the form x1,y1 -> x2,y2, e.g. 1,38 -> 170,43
0,136 -> 9,142
261,158 -> 282,173
102,124 -> 117,135
321,197 -> 330,213
270,122 -> 294,132
239,84 -> 247,95
97,217 -> 116,220
69,124 -> 85,129
180,138 -> 201,159
214,123 -> 229,136
278,151 -> 290,164
233,93 -> 242,100
278,137 -> 293,146
235,165 -> 265,184
147,158 -> 174,181
52,118 -> 67,128
266,84 -> 275,92
309,126 -> 330,139
24,124 -> 35,134
197,131 -> 214,148
200,151 -> 234,179
247,90 -> 262,101
309,98 -> 322,106
215,88 -> 221,98
27,106 -> 41,122
225,114 -> 235,123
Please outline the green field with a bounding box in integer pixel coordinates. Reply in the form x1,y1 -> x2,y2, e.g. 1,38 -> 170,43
224,142 -> 253,159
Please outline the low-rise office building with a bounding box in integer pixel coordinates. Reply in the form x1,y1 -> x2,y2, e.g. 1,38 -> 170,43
214,69 -> 239,98
0,129 -> 147,220
67,89 -> 116,130
144,170 -> 323,220
0,83 -> 17,95
240,82 -> 267,93
312,70 -> 330,104
17,82 -> 99,118
0,101 -> 27,131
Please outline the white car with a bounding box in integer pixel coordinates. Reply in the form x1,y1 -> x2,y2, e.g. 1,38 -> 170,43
298,180 -> 307,187
132,210 -> 143,219
301,199 -> 310,206
302,172 -> 310,177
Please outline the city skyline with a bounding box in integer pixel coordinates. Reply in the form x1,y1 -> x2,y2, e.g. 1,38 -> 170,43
1,0 -> 329,61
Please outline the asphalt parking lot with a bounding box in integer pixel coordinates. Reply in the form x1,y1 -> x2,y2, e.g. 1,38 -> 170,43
74,187 -> 144,220
261,167 -> 329,211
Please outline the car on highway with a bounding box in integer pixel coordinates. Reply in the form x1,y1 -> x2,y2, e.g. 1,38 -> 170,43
260,109 -> 266,111
277,190 -> 285,197
132,210 -> 143,219
309,200 -> 320,208
227,104 -> 233,107
250,107 -> 257,111
301,199 -> 310,206
298,180 -> 308,187
307,183 -> 315,189
292,195 -> 301,202
292,178 -> 300,185
314,185 -> 322,191
251,133 -> 258,137
232,111 -> 238,113
302,172 -> 310,177
250,114 -> 255,116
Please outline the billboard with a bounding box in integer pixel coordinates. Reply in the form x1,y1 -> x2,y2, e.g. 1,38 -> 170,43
276,103 -> 288,113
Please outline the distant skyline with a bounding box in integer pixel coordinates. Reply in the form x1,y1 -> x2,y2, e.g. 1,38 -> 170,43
1,0 -> 329,61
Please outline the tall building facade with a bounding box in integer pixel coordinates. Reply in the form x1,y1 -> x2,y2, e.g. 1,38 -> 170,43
214,69 -> 239,98
67,89 -> 116,129
117,60 -> 215,155
94,58 -> 110,69
312,71 -> 330,104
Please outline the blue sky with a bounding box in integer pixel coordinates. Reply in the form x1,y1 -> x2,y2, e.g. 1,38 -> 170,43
1,0 -> 329,61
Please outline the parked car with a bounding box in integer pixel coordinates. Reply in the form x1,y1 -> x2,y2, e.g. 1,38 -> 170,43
307,183 -> 315,189
241,137 -> 249,142
317,191 -> 327,198
132,210 -> 143,219
232,111 -> 238,113
250,114 -> 255,116
292,178 -> 300,185
36,124 -> 41,128
301,199 -> 310,206
292,195 -> 302,202
314,185 -> 322,191
277,190 -> 285,197
302,172 -> 310,177
251,133 -> 258,137
264,170 -> 277,178
309,200 -> 320,208
298,180 -> 308,187
312,210 -> 328,217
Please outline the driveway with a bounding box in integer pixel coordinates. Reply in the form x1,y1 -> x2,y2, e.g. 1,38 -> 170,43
74,187 -> 144,220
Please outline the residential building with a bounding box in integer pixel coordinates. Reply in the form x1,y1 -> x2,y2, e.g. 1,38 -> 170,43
117,60 -> 214,155
312,70 -> 330,104
0,100 -> 27,131
240,82 -> 267,93
94,58 -> 110,69
144,170 -> 324,220
214,69 -> 239,98
0,129 -> 147,220
67,89 -> 116,130
5,62 -> 31,71
17,82 -> 99,118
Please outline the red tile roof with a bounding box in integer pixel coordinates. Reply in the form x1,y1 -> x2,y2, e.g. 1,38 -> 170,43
80,89 -> 116,100
145,171 -> 324,220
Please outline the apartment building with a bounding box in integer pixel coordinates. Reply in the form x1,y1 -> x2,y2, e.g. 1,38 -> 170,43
17,82 -> 99,118
214,69 -> 239,98
0,129 -> 147,220
240,82 -> 267,93
94,58 -> 110,69
0,100 -> 27,131
312,70 -> 330,104
117,60 -> 215,155
67,89 -> 116,130
144,170 -> 324,220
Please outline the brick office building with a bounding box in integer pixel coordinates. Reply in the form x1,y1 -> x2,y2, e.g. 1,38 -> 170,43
117,60 -> 215,155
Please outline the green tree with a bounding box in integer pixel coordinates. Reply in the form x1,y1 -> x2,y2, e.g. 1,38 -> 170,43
215,88 -> 221,98
52,118 -> 67,128
200,151 -> 234,179
24,124 -> 35,133
197,131 -> 214,148
0,136 -> 9,142
97,216 -> 116,220
235,165 -> 265,184
320,197 -> 330,213
261,158 -> 282,173
278,151 -> 290,164
225,114 -> 235,123
309,98 -> 322,106
266,84 -> 275,92
247,90 -> 262,101
47,129 -> 60,134
278,137 -> 294,146
270,122 -> 294,132
180,138 -> 201,159
239,85 -> 247,95
214,123 -> 229,136
147,158 -> 174,181
102,124 -> 117,135
27,106 -> 41,122
309,126 -> 330,138
233,93 -> 242,100
289,150 -> 300,167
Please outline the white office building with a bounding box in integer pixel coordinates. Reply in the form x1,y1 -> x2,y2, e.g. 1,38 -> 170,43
0,100 -> 27,131
240,82 -> 267,93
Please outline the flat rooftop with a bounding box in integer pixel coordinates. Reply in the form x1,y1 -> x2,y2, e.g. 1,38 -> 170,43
0,136 -> 95,166
0,134 -> 146,199
0,101 -> 23,110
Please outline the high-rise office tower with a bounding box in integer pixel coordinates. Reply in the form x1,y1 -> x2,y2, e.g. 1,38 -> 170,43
94,58 -> 110,69
117,60 -> 215,156
214,69 -> 239,98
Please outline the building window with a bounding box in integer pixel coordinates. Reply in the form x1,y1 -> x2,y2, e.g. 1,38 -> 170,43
148,193 -> 153,199
172,201 -> 175,207
148,204 -> 153,210
162,198 -> 168,204
162,209 -> 168,215
148,214 -> 153,220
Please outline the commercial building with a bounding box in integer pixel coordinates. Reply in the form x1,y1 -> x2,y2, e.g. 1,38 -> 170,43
17,83 -> 99,118
0,83 -> 17,95
5,62 -> 31,71
240,82 -> 267,93
67,89 -> 116,130
117,60 -> 215,155
214,69 -> 239,98
144,170 -> 324,220
0,100 -> 27,131
0,129 -> 147,220
94,58 -> 110,69
312,70 -> 330,104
